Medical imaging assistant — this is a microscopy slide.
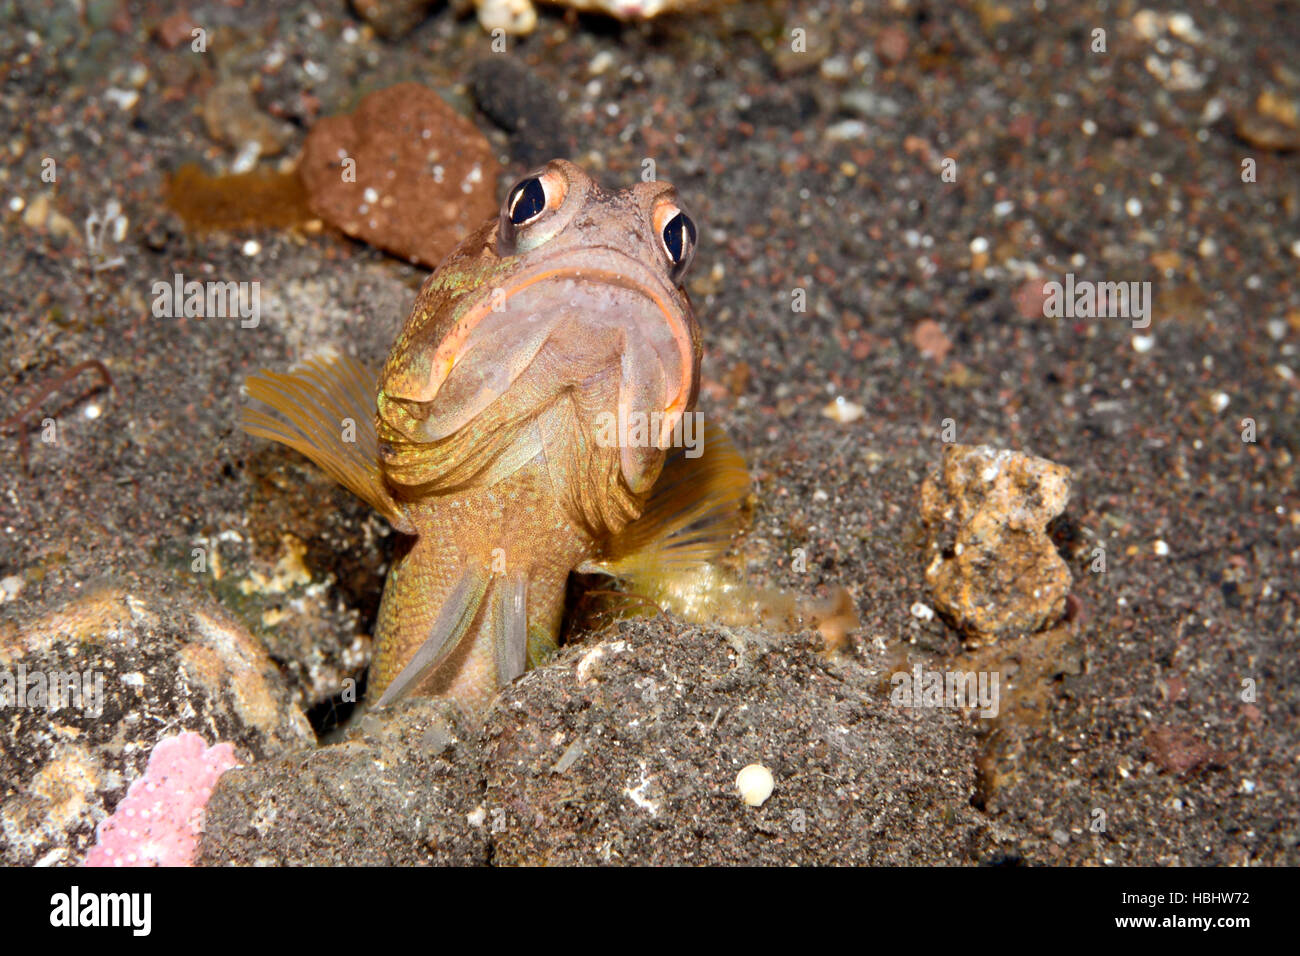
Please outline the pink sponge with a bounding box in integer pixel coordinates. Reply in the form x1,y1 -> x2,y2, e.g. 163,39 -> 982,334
84,732 -> 240,867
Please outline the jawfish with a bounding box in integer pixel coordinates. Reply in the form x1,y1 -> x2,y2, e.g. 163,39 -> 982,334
243,160 -> 855,717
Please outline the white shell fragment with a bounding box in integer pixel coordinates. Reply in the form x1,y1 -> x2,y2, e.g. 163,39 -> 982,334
736,764 -> 775,807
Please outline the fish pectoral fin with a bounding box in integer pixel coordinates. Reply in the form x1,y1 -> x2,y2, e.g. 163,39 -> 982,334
494,573 -> 529,686
374,568 -> 490,708
241,351 -> 411,533
584,419 -> 752,581
583,420 -> 860,647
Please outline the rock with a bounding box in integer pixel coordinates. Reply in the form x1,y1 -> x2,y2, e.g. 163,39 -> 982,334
1014,277 -> 1051,319
1235,90 -> 1300,151
919,445 -> 1072,644
875,25 -> 909,65
480,620 -> 982,864
472,0 -> 725,36
1144,725 -> 1228,776
203,78 -> 295,161
469,58 -> 570,167
198,699 -> 488,865
197,620 -> 982,865
474,0 -> 537,35
349,0 -> 436,39
771,17 -> 833,76
0,582 -> 312,866
299,83 -> 501,269
822,396 -> 865,423
839,89 -> 902,120
153,11 -> 197,50
913,318 -> 952,362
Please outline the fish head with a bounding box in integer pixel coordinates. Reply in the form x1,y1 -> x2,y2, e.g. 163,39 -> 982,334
378,159 -> 702,495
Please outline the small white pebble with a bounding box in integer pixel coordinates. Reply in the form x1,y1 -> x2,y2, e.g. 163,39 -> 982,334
822,396 -> 865,423
1210,391 -> 1229,412
103,87 -> 139,111
241,239 -> 261,257
910,602 -> 935,621
363,187 -> 379,204
1153,539 -> 1170,556
84,404 -> 101,420
8,196 -> 24,213
736,764 -> 774,807
1290,239 -> 1300,259
1081,119 -> 1097,136
1200,98 -> 1226,125
0,575 -> 23,603
1125,197 -> 1143,217
1132,334 -> 1156,353
969,236 -> 989,254
1168,12 -> 1196,39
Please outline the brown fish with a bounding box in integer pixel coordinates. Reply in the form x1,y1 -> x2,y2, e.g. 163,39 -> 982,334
243,160 -> 854,717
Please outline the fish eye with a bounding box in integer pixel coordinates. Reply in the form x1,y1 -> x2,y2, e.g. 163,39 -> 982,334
507,176 -> 547,225
498,165 -> 571,256
654,204 -> 697,282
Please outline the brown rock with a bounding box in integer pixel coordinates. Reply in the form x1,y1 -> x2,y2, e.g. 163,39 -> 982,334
299,83 -> 501,269
875,25 -> 909,65
1014,278 -> 1050,319
154,11 -> 197,49
913,318 -> 952,361
1236,113 -> 1300,151
920,444 -> 1072,644
1144,725 -> 1228,776
1235,89 -> 1300,152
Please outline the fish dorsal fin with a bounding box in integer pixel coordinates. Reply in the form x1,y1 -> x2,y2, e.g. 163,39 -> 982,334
583,419 -> 752,581
241,352 -> 410,532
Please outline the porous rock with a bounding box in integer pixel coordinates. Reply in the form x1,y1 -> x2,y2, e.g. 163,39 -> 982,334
480,619 -> 983,864
0,581 -> 312,865
198,698 -> 489,865
919,444 -> 1073,645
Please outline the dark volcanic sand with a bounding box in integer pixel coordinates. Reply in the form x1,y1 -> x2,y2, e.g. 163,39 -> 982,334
1,0 -> 1297,865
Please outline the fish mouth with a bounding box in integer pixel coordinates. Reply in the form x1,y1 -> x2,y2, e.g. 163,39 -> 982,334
381,247 -> 697,442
